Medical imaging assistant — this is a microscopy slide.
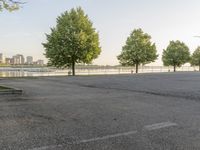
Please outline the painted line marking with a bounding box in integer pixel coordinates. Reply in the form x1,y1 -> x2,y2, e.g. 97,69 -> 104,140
78,130 -> 138,144
29,130 -> 138,150
29,121 -> 177,150
144,121 -> 177,131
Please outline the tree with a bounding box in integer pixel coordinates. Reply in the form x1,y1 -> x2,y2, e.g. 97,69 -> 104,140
43,7 -> 101,76
0,0 -> 22,11
191,46 -> 200,71
162,40 -> 190,72
117,28 -> 158,73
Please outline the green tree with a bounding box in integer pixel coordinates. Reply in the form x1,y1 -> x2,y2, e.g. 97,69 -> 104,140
162,40 -> 190,72
191,46 -> 200,71
117,28 -> 158,73
0,0 -> 22,11
43,7 -> 101,76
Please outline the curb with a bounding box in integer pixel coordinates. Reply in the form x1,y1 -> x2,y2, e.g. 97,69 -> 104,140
0,88 -> 23,95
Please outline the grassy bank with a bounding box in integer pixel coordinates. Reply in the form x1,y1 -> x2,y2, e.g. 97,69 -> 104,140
0,86 -> 11,90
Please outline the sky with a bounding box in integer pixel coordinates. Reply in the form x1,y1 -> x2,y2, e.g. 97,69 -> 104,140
1,0 -> 200,65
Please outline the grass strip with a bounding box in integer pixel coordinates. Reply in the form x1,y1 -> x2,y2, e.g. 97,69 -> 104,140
0,86 -> 12,90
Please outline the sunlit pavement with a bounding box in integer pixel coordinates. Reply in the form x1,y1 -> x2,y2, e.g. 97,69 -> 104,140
1,72 -> 200,150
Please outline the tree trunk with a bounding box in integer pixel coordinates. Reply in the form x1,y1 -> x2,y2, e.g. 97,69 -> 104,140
72,61 -> 75,76
173,65 -> 176,72
135,63 -> 139,73
199,64 -> 200,72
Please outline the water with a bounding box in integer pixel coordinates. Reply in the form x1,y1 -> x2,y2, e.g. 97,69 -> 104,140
0,66 -> 198,77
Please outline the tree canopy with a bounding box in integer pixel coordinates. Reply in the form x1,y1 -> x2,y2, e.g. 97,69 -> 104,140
162,40 -> 190,72
191,46 -> 200,71
117,28 -> 158,73
0,0 -> 22,11
43,7 -> 101,76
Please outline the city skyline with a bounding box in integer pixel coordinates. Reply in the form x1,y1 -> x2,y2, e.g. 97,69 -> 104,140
0,52 -> 44,65
1,0 -> 200,65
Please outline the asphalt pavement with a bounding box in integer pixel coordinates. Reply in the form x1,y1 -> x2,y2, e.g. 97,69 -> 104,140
1,72 -> 200,150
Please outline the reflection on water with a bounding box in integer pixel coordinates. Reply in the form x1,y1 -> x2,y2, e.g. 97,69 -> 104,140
0,71 -> 25,77
0,67 -> 63,77
0,66 -> 197,77
0,71 -> 53,77
0,70 -> 68,77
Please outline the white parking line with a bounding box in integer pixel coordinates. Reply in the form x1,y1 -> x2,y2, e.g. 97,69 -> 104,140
78,130 -> 138,144
29,121 -> 177,150
144,121 -> 177,131
29,131 -> 138,150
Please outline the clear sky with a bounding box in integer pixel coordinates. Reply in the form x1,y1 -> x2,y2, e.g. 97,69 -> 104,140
1,0 -> 200,65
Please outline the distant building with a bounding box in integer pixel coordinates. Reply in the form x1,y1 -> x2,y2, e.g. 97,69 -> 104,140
0,53 -> 5,64
5,58 -> 12,64
26,56 -> 33,65
12,54 -> 25,65
37,59 -> 44,66
1,53 -> 44,65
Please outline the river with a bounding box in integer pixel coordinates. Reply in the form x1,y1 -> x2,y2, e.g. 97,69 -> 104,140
0,66 -> 197,77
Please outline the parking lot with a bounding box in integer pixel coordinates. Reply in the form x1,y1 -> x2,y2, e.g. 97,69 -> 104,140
1,72 -> 200,149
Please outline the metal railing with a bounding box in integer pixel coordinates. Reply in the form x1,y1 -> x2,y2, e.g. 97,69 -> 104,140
0,66 -> 199,77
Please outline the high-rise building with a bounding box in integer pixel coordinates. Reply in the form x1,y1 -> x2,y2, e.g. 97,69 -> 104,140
26,56 -> 33,64
0,53 -> 5,64
12,54 -> 25,65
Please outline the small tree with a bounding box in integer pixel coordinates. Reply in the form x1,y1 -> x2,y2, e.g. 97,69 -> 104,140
117,28 -> 158,73
162,40 -> 190,72
191,46 -> 200,71
43,7 -> 101,76
0,0 -> 22,11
